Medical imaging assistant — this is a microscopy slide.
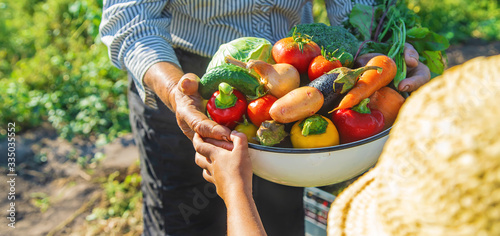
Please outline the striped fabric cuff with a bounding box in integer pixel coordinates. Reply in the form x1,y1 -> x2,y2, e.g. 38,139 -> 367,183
326,0 -> 377,26
124,35 -> 180,108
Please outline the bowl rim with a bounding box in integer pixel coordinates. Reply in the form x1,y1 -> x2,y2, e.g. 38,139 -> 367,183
248,127 -> 391,154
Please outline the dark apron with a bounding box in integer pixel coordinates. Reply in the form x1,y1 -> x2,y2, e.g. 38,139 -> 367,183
128,49 -> 304,236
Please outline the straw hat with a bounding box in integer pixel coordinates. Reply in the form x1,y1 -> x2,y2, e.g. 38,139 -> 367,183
327,55 -> 500,236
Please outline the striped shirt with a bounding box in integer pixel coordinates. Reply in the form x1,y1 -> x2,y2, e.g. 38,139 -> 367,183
100,0 -> 376,107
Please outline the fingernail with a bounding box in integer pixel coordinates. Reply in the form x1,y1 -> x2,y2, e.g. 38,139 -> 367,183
222,135 -> 230,142
401,85 -> 410,92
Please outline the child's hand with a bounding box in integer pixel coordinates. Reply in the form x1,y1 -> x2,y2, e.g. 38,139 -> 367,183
193,131 -> 252,201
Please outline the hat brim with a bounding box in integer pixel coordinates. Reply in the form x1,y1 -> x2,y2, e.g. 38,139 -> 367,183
327,168 -> 389,236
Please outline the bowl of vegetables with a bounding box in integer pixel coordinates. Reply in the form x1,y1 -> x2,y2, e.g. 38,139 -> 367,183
202,49 -> 403,187
200,38 -> 404,187
248,127 -> 391,187
243,53 -> 403,187
198,13 -> 446,187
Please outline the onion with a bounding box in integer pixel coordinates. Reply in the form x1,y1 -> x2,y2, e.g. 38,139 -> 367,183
225,56 -> 300,98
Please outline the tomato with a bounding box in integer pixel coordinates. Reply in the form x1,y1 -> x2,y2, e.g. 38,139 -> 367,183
308,55 -> 342,81
272,34 -> 321,74
234,117 -> 259,144
247,94 -> 278,127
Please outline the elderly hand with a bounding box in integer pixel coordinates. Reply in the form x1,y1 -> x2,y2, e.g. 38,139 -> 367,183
173,73 -> 232,140
398,43 -> 431,92
144,62 -> 232,141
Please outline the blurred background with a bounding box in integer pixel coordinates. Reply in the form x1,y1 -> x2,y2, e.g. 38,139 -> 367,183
0,0 -> 499,235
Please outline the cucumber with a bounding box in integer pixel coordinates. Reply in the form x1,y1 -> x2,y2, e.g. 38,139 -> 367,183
199,64 -> 263,99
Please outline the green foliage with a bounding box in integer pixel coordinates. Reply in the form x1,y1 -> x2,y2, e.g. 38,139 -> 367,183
313,0 -> 329,25
406,0 -> 500,43
312,0 -> 500,44
30,192 -> 51,213
347,1 -> 449,78
86,172 -> 142,221
0,0 -> 129,141
2,0 -> 498,141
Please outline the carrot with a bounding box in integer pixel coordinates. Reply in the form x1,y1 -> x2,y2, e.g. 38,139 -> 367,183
334,55 -> 397,111
368,86 -> 405,130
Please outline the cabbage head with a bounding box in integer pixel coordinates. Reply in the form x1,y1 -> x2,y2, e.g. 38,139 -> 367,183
207,37 -> 274,73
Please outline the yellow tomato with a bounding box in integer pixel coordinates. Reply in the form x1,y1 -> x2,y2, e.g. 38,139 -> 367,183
234,119 -> 259,144
290,115 -> 339,148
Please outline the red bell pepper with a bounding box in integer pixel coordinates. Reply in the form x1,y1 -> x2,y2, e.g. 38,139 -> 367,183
206,82 -> 247,129
331,98 -> 385,144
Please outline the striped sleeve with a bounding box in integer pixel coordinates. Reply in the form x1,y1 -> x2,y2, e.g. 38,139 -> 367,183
325,0 -> 377,26
100,0 -> 178,107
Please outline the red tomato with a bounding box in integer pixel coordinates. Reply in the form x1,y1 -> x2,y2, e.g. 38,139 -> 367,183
272,35 -> 321,74
247,94 -> 278,127
308,55 -> 342,81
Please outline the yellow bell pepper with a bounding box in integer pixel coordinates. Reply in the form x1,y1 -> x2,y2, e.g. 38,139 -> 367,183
290,115 -> 339,148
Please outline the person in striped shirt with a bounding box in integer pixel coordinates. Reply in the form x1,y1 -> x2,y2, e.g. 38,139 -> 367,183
100,0 -> 430,235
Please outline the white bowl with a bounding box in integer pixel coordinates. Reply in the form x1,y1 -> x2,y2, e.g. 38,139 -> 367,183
248,128 -> 390,187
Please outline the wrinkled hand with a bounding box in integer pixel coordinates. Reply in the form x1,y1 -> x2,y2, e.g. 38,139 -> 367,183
399,43 -> 431,92
174,73 -> 231,141
144,62 -> 231,141
354,43 -> 431,92
193,131 -> 252,201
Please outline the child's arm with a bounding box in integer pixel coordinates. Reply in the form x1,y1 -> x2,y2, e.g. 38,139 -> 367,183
193,131 -> 267,236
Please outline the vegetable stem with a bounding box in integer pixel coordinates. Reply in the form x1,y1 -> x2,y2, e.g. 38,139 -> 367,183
388,19 -> 408,89
353,39 -> 375,64
291,27 -> 313,53
369,6 -> 375,41
374,0 -> 397,42
299,115 -> 328,136
352,98 -> 372,114
215,82 -> 237,109
330,66 -> 382,94
225,55 -> 248,69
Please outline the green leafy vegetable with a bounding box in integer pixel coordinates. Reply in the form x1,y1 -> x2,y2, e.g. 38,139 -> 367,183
406,27 -> 449,78
421,50 -> 447,78
347,0 -> 450,83
407,28 -> 450,52
348,4 -> 383,41
206,37 -> 274,73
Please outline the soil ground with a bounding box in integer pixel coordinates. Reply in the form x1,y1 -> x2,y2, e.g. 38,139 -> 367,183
0,124 -> 140,236
1,39 -> 499,236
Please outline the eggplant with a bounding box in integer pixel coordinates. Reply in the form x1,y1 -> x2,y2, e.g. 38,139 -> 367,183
307,66 -> 382,116
308,73 -> 342,116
